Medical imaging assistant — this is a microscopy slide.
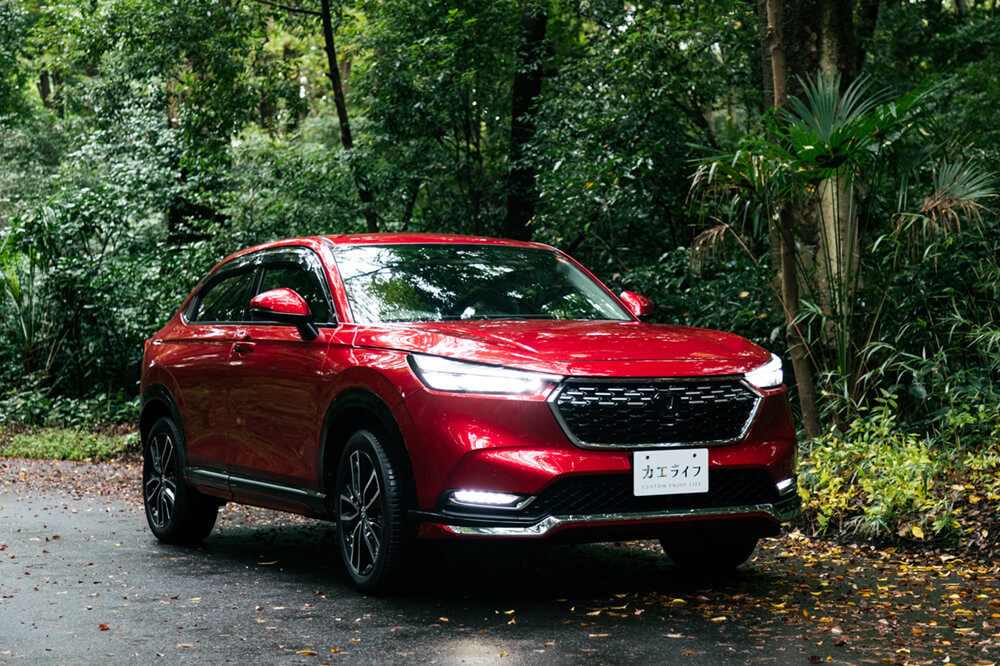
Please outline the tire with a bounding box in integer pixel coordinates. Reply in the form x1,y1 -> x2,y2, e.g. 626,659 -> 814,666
660,532 -> 759,572
335,428 -> 410,594
142,416 -> 219,545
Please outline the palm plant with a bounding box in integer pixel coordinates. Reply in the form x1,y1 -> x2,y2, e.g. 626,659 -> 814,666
0,226 -> 62,386
688,73 -> 996,429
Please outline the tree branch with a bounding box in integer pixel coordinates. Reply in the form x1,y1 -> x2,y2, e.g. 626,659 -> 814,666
251,0 -> 320,17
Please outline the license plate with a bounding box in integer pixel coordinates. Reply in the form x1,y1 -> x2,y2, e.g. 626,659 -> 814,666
633,449 -> 709,496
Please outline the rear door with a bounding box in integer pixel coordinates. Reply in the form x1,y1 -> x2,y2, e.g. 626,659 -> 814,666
172,259 -> 260,484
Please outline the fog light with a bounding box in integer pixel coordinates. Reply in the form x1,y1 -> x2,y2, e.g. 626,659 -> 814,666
450,490 -> 526,508
776,477 -> 797,496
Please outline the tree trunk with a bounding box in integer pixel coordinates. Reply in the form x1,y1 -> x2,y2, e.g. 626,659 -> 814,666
756,0 -> 775,109
854,0 -> 880,72
504,1 -> 548,241
38,71 -> 53,109
319,0 -> 378,233
766,0 -> 822,438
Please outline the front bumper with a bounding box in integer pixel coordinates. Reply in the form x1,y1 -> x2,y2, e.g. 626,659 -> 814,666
414,474 -> 802,540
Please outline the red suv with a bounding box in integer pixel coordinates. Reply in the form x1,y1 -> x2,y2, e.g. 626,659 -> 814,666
140,234 -> 799,591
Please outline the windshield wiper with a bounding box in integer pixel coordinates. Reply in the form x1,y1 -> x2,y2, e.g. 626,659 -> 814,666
437,314 -> 559,321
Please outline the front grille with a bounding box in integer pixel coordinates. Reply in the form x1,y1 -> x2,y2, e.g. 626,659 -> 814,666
532,470 -> 778,516
549,378 -> 761,448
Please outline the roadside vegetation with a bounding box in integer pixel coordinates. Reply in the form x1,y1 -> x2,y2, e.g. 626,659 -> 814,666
2,0 -> 999,548
0,426 -> 136,462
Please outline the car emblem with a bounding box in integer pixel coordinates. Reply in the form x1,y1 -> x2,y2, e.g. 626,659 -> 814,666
654,392 -> 677,418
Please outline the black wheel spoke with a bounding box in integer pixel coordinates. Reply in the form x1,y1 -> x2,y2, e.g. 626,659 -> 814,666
350,452 -> 362,503
339,444 -> 384,578
350,520 -> 365,572
362,468 -> 380,510
339,492 -> 360,520
144,431 -> 178,531
362,520 -> 381,562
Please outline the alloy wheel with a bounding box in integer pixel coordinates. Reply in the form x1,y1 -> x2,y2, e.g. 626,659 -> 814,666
339,449 -> 384,577
145,431 -> 178,530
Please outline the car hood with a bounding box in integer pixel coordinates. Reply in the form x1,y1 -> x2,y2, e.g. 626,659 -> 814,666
350,320 -> 770,378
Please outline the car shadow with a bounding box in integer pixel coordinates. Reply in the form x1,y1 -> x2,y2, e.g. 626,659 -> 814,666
169,518 -> 791,604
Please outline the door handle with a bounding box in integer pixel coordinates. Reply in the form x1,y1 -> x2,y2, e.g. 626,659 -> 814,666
232,340 -> 256,354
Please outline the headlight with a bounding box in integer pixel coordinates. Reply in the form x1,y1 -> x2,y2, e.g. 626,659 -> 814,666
408,354 -> 561,395
745,353 -> 783,389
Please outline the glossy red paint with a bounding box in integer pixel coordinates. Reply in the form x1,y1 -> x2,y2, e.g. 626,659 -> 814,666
251,287 -> 312,317
619,290 -> 655,318
140,234 -> 800,589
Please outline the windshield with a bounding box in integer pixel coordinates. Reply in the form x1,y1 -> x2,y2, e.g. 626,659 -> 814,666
333,244 -> 631,324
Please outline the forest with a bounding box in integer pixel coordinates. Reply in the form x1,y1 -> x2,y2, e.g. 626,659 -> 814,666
1,0 -> 998,545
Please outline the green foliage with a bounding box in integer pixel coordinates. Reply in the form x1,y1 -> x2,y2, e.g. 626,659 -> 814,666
353,0 -> 518,232
613,247 -> 776,347
532,1 -> 761,267
0,427 -> 137,460
801,385 -> 1000,540
221,119 -> 363,244
0,387 -> 138,427
799,393 -> 953,538
0,0 -> 29,115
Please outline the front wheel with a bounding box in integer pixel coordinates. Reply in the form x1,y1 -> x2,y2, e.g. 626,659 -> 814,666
660,532 -> 759,572
335,428 -> 409,594
143,416 -> 218,544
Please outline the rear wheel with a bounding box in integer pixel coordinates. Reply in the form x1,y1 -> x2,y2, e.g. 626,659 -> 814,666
335,428 -> 409,594
660,532 -> 759,571
143,416 -> 218,544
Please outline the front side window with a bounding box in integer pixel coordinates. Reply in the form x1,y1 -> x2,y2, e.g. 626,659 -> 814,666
332,244 -> 631,324
258,249 -> 334,323
191,269 -> 258,323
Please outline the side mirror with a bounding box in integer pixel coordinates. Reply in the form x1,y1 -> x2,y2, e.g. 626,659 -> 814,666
619,290 -> 655,319
250,288 -> 319,341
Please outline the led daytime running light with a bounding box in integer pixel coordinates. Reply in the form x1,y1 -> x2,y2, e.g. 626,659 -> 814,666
450,490 -> 524,507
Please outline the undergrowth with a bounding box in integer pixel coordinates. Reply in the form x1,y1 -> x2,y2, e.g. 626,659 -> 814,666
0,427 -> 137,461
798,392 -> 1000,544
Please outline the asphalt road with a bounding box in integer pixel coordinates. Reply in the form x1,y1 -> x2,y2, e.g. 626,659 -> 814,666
2,458 -> 999,665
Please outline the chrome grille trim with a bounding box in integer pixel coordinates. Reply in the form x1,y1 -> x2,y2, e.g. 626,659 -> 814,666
547,376 -> 763,449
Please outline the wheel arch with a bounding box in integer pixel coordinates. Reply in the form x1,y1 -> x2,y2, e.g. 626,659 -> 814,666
319,389 -> 416,511
140,384 -> 184,447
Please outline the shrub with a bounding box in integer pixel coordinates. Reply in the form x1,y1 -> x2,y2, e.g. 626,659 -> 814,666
0,427 -> 137,461
799,391 -> 1000,540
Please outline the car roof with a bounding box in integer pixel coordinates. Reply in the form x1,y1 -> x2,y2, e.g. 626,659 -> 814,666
320,232 -> 555,251
208,233 -> 561,277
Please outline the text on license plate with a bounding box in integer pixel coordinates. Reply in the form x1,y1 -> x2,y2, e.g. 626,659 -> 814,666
633,449 -> 709,497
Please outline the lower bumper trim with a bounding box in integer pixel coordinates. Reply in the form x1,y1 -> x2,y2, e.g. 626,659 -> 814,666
438,501 -> 801,537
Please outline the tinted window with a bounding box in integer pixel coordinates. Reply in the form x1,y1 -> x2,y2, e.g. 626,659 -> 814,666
259,259 -> 333,323
192,269 -> 257,323
332,244 -> 630,323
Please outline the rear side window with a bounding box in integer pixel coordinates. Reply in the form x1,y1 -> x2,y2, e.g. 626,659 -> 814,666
191,269 -> 257,323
